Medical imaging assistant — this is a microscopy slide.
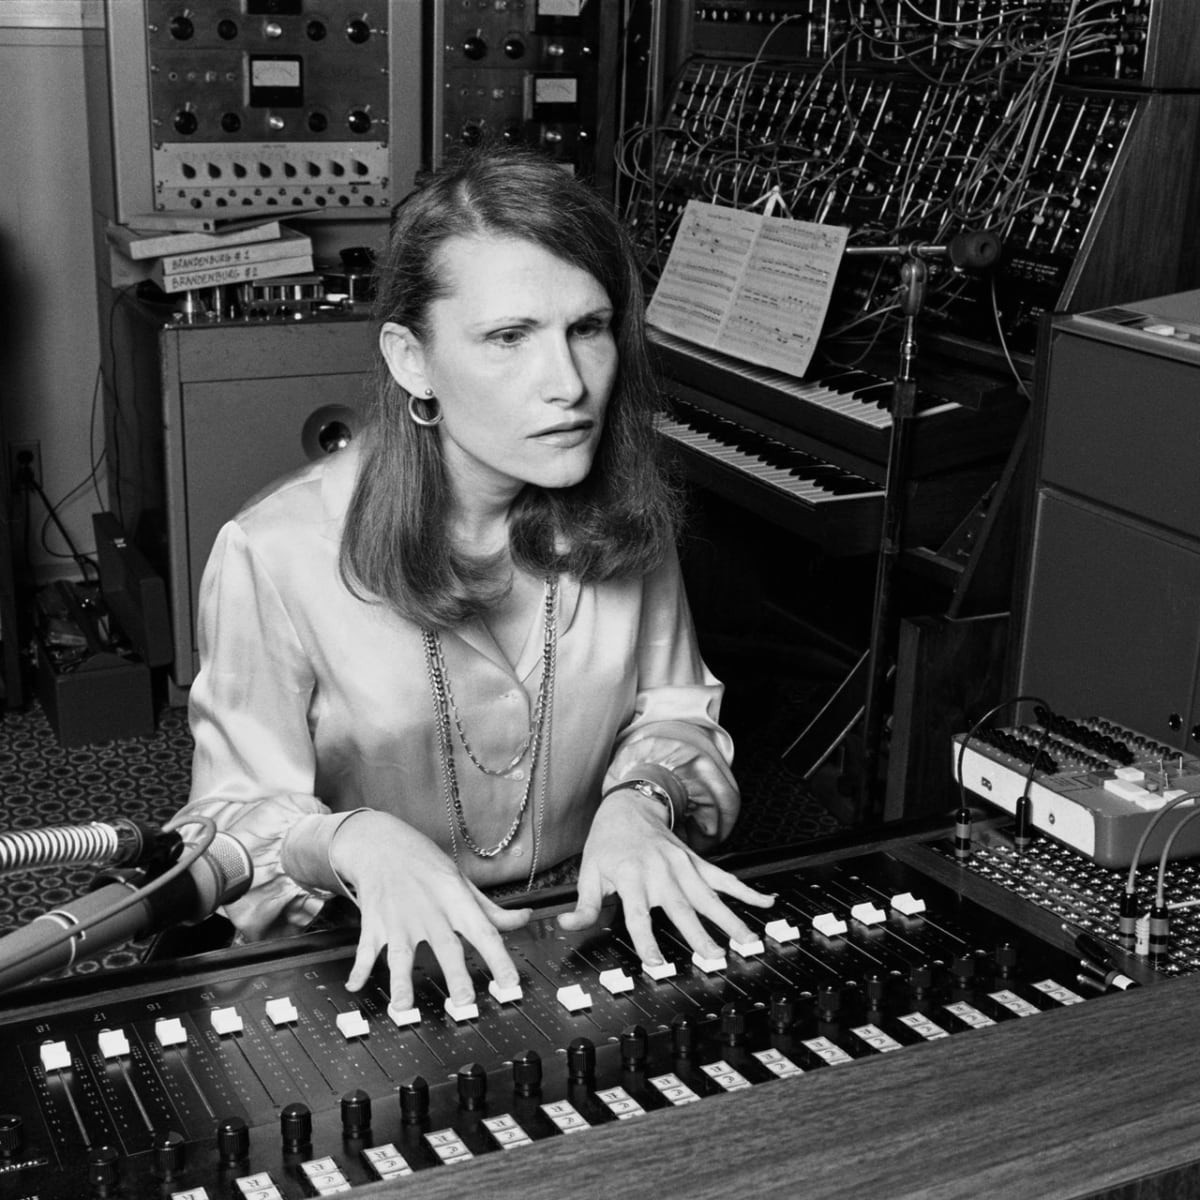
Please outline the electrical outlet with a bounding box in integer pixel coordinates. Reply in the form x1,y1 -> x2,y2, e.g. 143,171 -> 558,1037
10,441 -> 41,491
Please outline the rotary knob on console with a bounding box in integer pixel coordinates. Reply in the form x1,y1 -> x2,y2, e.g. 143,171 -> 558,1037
951,953 -> 977,984
399,1076 -> 430,1125
341,1089 -> 372,1139
281,1102 -> 312,1153
994,941 -> 1018,978
457,1063 -> 488,1111
620,1024 -> 648,1070
152,1129 -> 186,1179
87,1144 -> 120,1195
512,1049 -> 542,1097
769,992 -> 797,1032
671,1013 -> 697,1057
216,1116 -> 250,1166
909,962 -> 933,997
567,1037 -> 596,1084
720,1002 -> 747,1046
865,972 -> 888,1010
0,1114 -> 23,1158
817,984 -> 842,1022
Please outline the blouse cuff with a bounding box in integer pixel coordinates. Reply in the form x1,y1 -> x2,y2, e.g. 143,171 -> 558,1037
280,809 -> 371,900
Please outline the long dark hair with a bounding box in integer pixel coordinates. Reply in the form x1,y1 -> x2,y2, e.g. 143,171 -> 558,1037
340,148 -> 681,628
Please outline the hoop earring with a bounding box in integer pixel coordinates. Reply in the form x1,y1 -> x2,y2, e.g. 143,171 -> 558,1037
407,390 -> 443,427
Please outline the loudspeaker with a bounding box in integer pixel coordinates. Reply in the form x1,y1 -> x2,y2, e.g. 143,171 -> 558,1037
1017,290 -> 1200,749
108,306 -> 376,692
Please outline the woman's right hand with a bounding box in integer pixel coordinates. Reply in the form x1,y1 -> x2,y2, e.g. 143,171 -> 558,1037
329,811 -> 531,1013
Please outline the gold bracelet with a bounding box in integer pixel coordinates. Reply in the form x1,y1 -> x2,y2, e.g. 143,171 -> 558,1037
601,778 -> 677,832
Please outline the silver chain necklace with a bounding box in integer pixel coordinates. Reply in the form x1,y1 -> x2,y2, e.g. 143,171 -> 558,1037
422,578 -> 557,881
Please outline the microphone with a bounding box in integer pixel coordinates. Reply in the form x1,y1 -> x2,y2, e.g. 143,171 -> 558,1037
0,817 -> 178,876
945,230 -> 1002,270
0,831 -> 252,993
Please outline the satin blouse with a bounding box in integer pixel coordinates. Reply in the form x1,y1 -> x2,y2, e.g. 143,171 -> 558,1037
174,442 -> 739,940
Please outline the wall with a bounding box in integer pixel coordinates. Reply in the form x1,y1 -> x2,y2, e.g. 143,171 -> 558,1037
0,1 -> 104,583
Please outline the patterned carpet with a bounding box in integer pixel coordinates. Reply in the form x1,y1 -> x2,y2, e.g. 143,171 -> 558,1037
0,685 -> 842,981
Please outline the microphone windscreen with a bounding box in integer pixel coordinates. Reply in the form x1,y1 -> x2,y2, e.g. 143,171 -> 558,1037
947,231 -> 1001,269
182,832 -> 254,921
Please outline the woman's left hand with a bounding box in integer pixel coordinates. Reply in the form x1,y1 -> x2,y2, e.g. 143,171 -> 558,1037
556,788 -> 774,966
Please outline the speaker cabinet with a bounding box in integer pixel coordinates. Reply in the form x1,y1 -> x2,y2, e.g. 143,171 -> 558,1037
108,306 -> 375,692
1017,290 -> 1200,748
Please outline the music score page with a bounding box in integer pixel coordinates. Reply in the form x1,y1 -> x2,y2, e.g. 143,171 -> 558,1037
646,200 -> 848,378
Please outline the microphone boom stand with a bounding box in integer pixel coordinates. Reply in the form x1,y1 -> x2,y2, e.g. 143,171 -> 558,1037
840,233 -> 998,822
850,245 -> 927,823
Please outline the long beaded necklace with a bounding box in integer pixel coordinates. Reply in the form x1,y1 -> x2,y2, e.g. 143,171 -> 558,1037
422,577 -> 557,884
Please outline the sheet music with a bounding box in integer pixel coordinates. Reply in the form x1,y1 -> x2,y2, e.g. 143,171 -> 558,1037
646,199 -> 848,378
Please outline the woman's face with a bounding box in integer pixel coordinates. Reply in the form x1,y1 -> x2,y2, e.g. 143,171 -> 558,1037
381,234 -> 618,511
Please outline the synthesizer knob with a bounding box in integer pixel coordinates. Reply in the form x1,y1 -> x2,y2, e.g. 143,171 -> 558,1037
399,1076 -> 430,1125
457,1063 -> 488,1111
463,34 -> 487,60
0,1114 -> 23,1157
152,1129 -> 186,1179
620,1024 -> 648,1070
512,1049 -> 543,1097
281,1102 -> 312,1153
341,1089 -> 372,1138
720,1002 -> 746,1046
671,1013 -> 697,1057
87,1144 -> 120,1195
216,1116 -> 250,1165
567,1037 -> 596,1084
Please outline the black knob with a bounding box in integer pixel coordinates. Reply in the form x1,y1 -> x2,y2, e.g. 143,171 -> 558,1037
720,1002 -> 746,1045
280,1103 -> 312,1152
220,112 -> 242,133
399,1076 -> 429,1125
460,121 -> 484,147
951,953 -> 976,983
671,1013 -> 697,1057
152,1129 -> 185,1179
463,35 -> 487,60
216,1116 -> 249,1165
308,112 -> 328,133
909,962 -> 933,996
620,1025 -> 647,1069
346,18 -> 370,43
174,109 -> 198,136
817,984 -> 841,1021
994,942 -> 1018,977
347,109 -> 372,135
0,1114 -> 23,1157
769,992 -> 797,1032
512,1050 -> 542,1097
306,19 -> 327,40
87,1144 -> 120,1193
567,1037 -> 595,1083
168,15 -> 194,39
217,18 -> 238,40
503,36 -> 526,59
457,1062 -> 488,1111
341,1089 -> 372,1138
865,972 -> 887,1008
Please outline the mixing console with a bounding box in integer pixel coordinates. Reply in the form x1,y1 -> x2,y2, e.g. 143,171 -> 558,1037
0,825 -> 1173,1199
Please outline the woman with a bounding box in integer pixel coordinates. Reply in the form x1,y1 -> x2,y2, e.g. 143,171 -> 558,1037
174,148 -> 772,1017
